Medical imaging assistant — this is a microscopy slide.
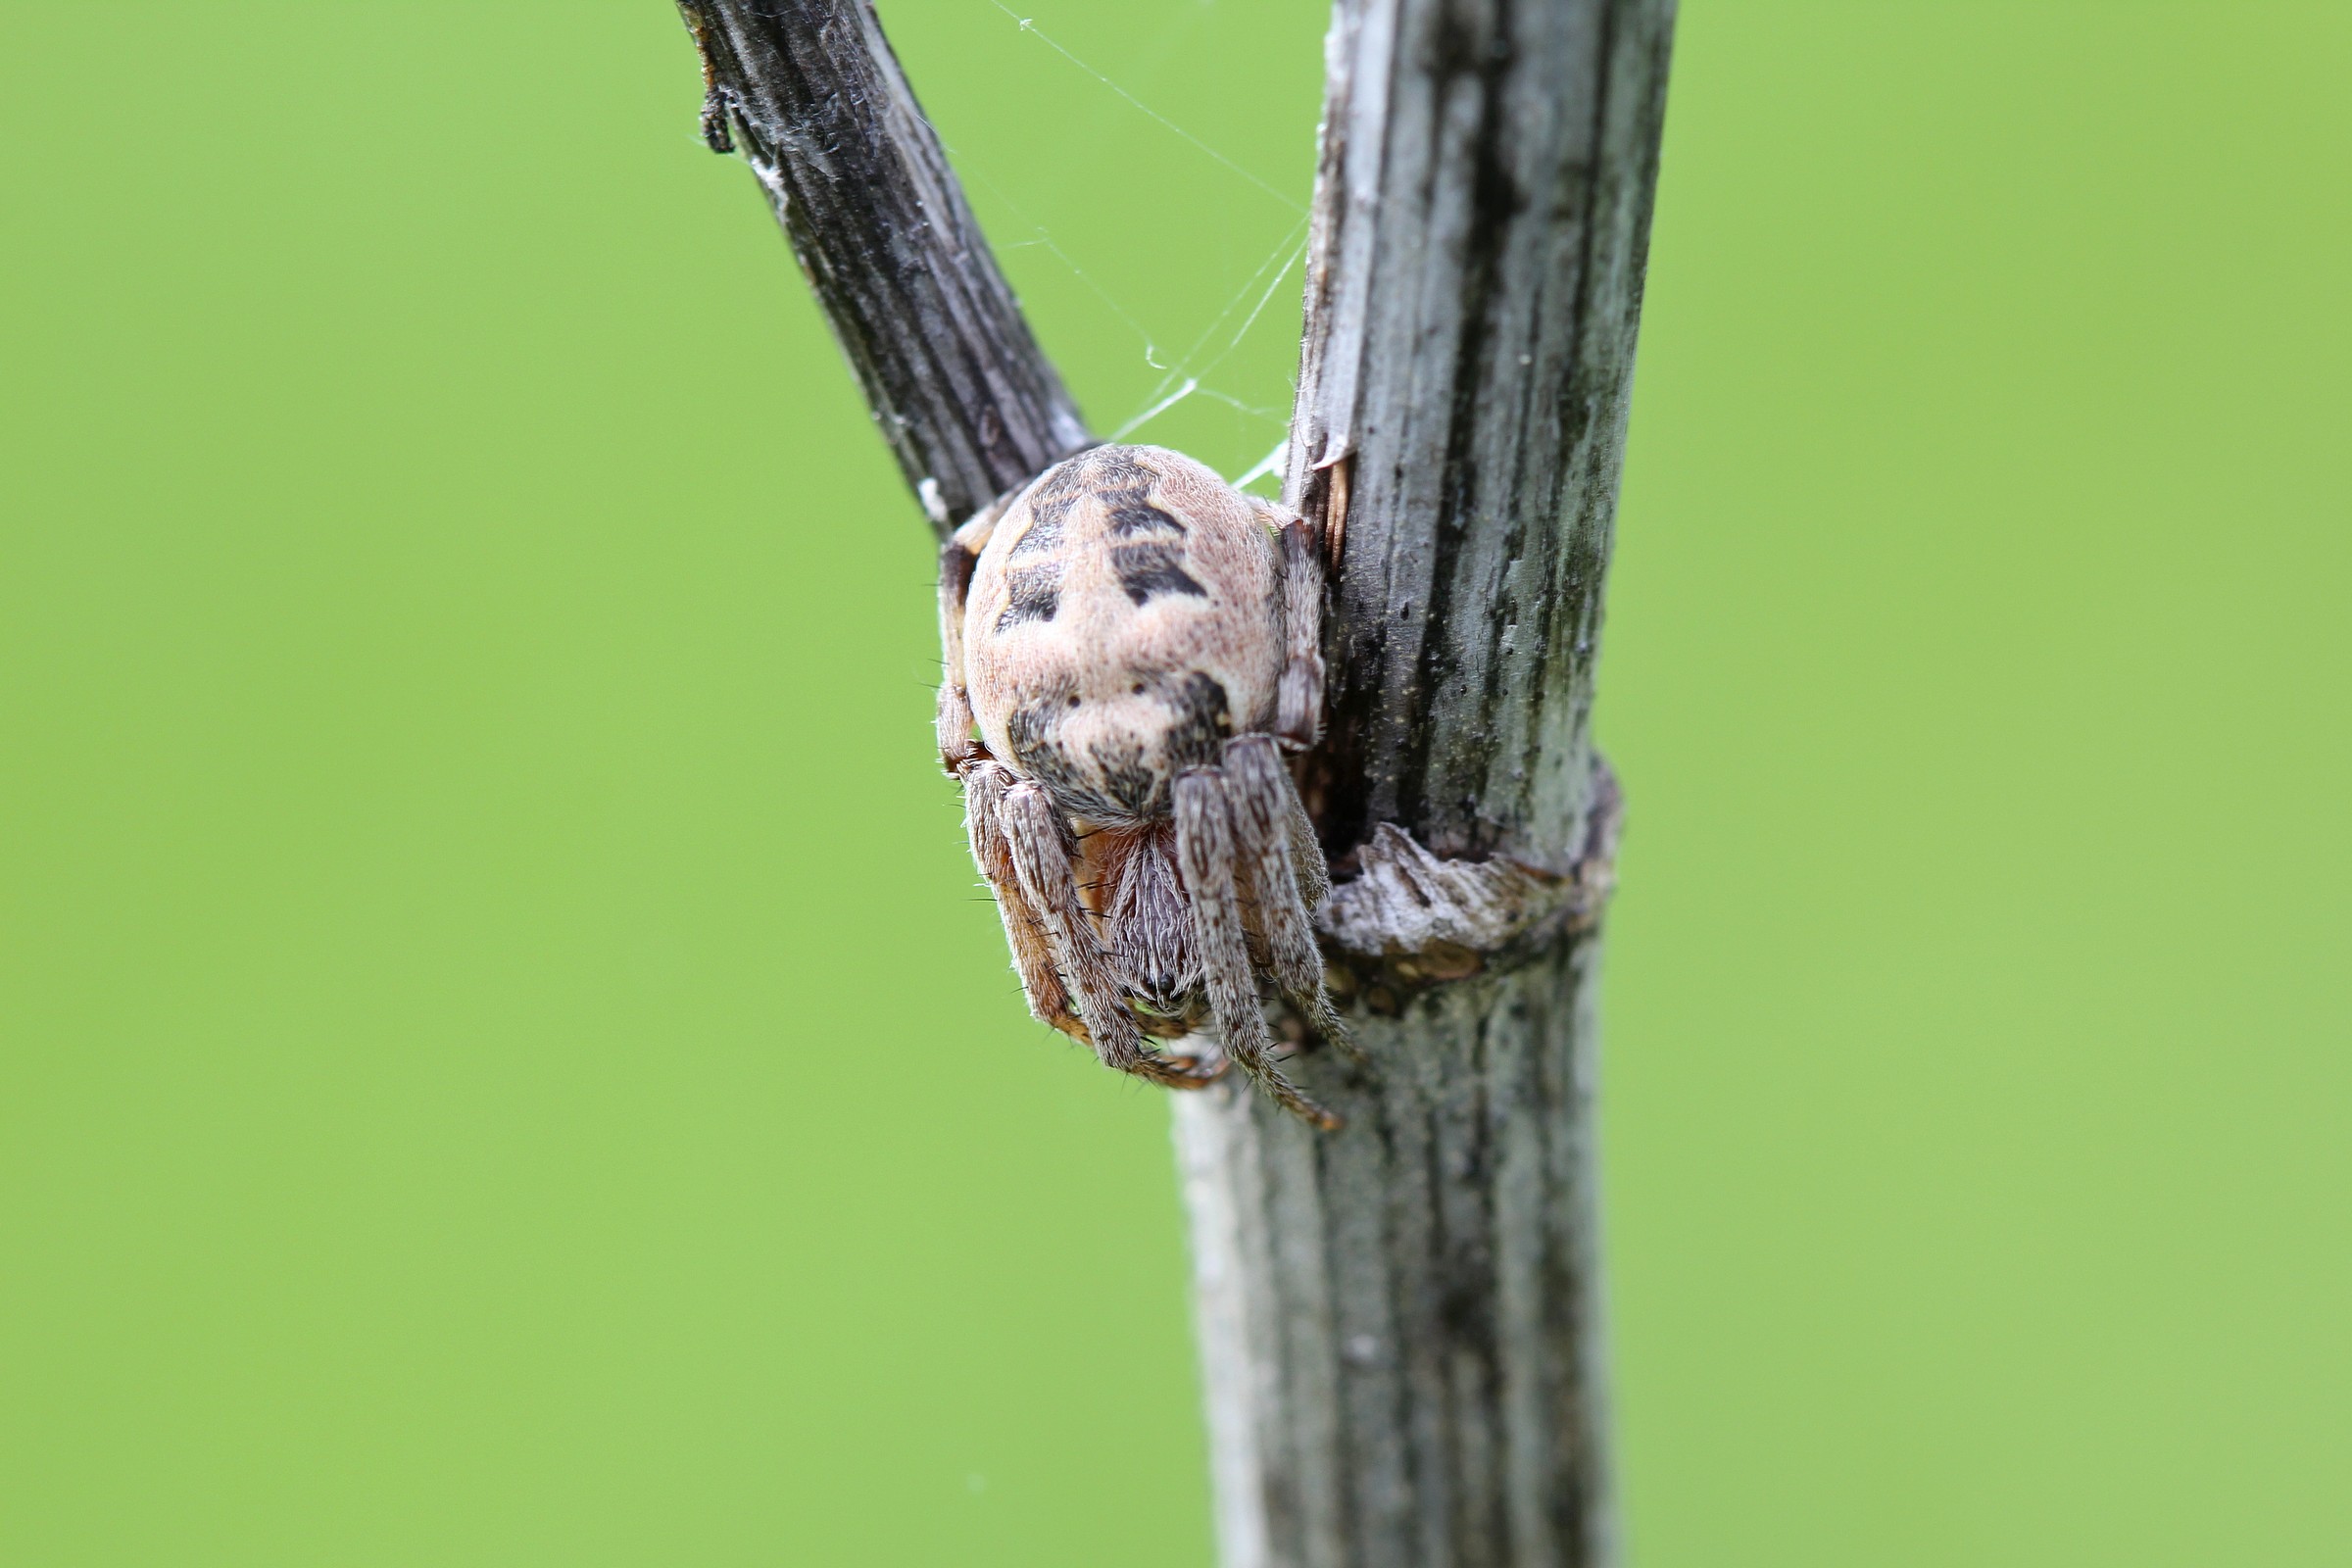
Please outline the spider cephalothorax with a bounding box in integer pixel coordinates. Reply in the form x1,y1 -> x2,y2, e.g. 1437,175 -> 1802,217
936,443 -> 1355,1127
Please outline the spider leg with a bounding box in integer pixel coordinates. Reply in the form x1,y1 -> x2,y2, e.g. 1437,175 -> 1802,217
1250,496 -> 1328,750
961,760 -> 1083,1041
999,780 -> 1226,1091
1224,736 -> 1361,1066
936,501 -> 1006,772
1173,768 -> 1340,1130
1284,760 -> 1330,912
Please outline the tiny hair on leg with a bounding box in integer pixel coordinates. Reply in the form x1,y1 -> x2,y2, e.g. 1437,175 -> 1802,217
1250,496 -> 1327,750
1282,764 -> 1330,912
935,498 -> 1009,771
961,760 -> 1082,1040
1174,767 -> 1338,1129
1223,737 -> 1359,1064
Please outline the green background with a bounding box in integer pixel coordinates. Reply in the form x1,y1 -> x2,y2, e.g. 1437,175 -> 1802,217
5,2 -> 2347,1563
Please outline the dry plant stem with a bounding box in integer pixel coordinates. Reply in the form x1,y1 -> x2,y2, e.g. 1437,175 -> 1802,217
1173,2 -> 1675,1564
1179,940 -> 1610,1568
673,0 -> 1674,1562
677,0 -> 1090,534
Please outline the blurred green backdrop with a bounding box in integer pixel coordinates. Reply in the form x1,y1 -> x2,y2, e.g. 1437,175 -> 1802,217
4,2 -> 2347,1563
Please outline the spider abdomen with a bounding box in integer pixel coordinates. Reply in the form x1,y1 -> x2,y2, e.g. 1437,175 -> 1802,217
938,441 -> 1350,1126
963,444 -> 1285,825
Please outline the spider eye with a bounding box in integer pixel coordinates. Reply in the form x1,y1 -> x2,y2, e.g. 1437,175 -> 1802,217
1131,682 -> 1146,695
1066,694 -> 1081,709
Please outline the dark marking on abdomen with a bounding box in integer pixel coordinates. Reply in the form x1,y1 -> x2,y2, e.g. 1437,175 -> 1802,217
1107,500 -> 1184,537
1006,512 -> 1065,559
1094,459 -> 1184,539
1113,542 -> 1207,606
1022,460 -> 1094,517
1089,737 -> 1160,818
1153,670 -> 1231,771
996,564 -> 1063,630
1006,689 -> 1122,819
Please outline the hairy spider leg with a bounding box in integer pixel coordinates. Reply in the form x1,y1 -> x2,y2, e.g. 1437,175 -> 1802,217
1247,495 -> 1335,906
1223,737 -> 1361,1065
1250,496 -> 1327,750
1000,780 -> 1226,1091
936,498 -> 1007,772
961,760 -> 1083,1040
1173,768 -> 1340,1129
1284,762 -> 1330,912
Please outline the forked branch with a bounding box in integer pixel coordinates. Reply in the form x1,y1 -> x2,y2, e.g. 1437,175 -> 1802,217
671,1 -> 1675,1562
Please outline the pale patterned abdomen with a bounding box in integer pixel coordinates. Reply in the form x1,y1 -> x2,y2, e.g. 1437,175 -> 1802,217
964,445 -> 1284,825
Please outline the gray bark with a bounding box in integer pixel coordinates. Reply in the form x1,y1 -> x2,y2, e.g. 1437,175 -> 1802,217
669,0 -> 1674,1562
677,0 -> 1090,531
1172,4 -> 1672,1563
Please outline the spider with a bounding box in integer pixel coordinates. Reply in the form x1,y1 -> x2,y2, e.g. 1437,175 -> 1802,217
936,443 -> 1357,1128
